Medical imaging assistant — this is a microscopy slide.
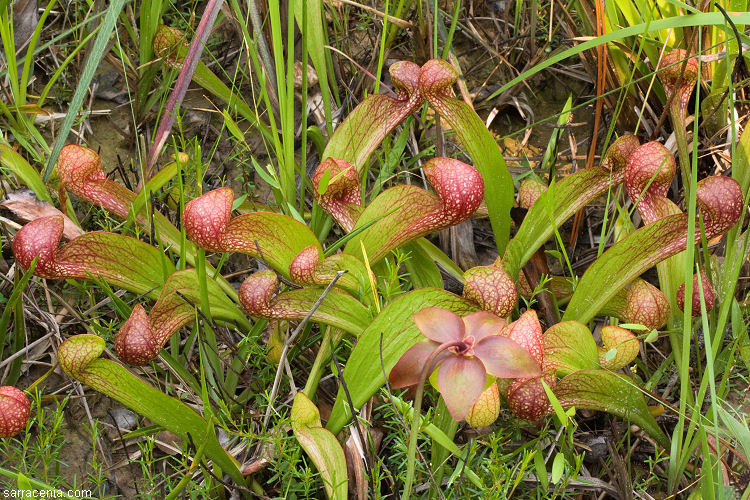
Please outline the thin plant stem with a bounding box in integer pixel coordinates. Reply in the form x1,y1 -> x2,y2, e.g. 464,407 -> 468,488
402,341 -> 462,499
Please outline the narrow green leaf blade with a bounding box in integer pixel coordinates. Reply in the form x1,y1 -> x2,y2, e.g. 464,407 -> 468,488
44,0 -> 128,180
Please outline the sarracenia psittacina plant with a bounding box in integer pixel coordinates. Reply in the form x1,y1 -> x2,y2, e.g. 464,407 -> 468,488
495,311 -> 669,447
237,270 -> 371,335
51,144 -> 243,299
114,269 -> 250,365
182,187 -> 320,280
620,140 -> 734,325
316,157 -> 484,265
476,258 -> 670,330
56,144 -> 187,243
502,133 -> 641,279
12,215 -> 174,299
319,59 -> 513,254
0,386 -> 30,438
677,271 -> 715,316
57,334 -> 245,485
349,156 -> 483,263
563,166 -> 743,324
658,49 -> 699,189
389,307 -> 539,497
182,187 -> 373,298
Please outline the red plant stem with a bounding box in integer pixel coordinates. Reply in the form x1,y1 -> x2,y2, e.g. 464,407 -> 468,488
147,0 -> 224,175
402,341 -> 463,499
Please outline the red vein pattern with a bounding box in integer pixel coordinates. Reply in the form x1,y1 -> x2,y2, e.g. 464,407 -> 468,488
183,187 -> 322,278
600,279 -> 670,330
12,216 -> 171,296
114,269 -> 241,366
311,158 -> 363,232
239,270 -> 371,335
289,244 -> 373,300
344,157 -> 483,264
57,144 -> 136,219
321,61 -> 423,169
658,49 -> 699,121
462,263 -> 517,318
625,141 -> 679,224
677,271 -> 715,316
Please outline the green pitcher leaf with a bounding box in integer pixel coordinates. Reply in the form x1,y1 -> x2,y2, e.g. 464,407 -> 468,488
292,393 -> 348,499
542,321 -> 600,376
502,134 -> 639,279
562,176 -> 743,324
321,61 -> 423,170
419,59 -> 514,254
183,187 -> 322,279
343,157 -> 484,265
554,369 -> 669,448
12,216 -> 173,299
114,269 -> 250,366
239,270 -> 371,335
326,288 -> 478,434
58,334 -> 244,485
54,144 -> 205,282
289,244 -> 374,302
402,241 -> 444,289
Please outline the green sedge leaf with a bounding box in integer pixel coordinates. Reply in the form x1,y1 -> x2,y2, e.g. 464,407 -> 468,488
534,451 -> 549,491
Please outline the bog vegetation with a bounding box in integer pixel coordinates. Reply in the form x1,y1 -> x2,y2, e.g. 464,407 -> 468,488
0,0 -> 749,499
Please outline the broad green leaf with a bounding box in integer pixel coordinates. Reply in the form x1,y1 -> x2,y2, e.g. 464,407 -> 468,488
326,288 -> 478,434
554,369 -> 669,448
289,246 -> 374,302
534,451 -> 549,491
292,393 -> 348,499
550,453 -> 565,484
542,321 -> 600,375
402,241 -> 443,289
57,233 -> 173,296
58,334 -> 244,484
182,187 -> 322,280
